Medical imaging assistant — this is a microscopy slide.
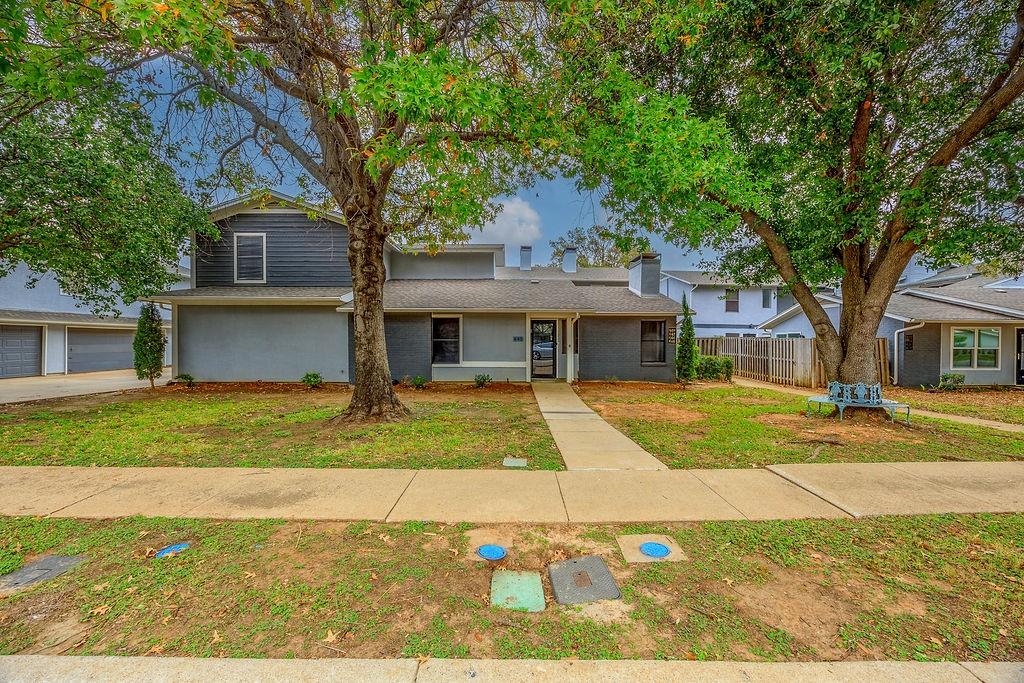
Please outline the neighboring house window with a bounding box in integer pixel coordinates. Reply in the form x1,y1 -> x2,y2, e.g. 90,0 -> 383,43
234,233 -> 267,284
431,316 -> 461,365
640,320 -> 666,364
951,327 -> 1000,369
762,288 -> 772,308
725,332 -> 740,338
725,288 -> 739,312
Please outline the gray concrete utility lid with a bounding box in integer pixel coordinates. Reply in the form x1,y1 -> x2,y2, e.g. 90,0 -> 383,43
548,555 -> 620,605
0,555 -> 86,593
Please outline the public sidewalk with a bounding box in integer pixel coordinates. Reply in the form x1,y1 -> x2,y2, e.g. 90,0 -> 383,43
734,377 -> 1024,434
1,461 -> 1022,523
1,655 -> 1021,683
531,382 -> 666,470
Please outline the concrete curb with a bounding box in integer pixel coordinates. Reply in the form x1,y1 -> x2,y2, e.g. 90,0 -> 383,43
1,656 -> 1021,683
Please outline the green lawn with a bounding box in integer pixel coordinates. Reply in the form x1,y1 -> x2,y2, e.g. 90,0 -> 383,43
0,514 -> 1020,660
576,383 -> 1023,469
0,387 -> 561,470
885,386 -> 1024,425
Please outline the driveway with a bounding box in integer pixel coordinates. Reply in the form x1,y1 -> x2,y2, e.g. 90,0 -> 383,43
0,368 -> 167,404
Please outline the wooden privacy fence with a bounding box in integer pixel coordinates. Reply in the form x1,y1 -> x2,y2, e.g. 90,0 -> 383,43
697,337 -> 890,388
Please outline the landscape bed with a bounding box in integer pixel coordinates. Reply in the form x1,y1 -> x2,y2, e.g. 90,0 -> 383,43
574,382 -> 1024,469
0,514 -> 1020,661
0,384 -> 562,470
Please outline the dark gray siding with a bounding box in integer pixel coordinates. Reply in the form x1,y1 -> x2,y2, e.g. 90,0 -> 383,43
385,314 -> 432,381
177,305 -> 348,381
898,322 -> 941,387
347,313 -> 433,383
195,212 -> 351,287
578,316 -> 676,382
67,328 -> 135,372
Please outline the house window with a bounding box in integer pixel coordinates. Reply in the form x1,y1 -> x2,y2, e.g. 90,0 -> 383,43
951,327 -> 1000,369
431,316 -> 461,365
725,288 -> 739,312
640,320 -> 666,364
234,233 -> 266,283
762,288 -> 772,308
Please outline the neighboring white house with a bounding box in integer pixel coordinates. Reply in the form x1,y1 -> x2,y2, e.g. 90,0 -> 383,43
0,263 -> 186,378
759,265 -> 1024,387
659,270 -> 795,337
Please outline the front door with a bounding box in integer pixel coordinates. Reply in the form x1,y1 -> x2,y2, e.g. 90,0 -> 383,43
530,320 -> 556,379
1017,329 -> 1024,385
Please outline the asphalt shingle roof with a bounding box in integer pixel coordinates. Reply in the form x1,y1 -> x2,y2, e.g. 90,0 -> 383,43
495,266 -> 628,283
0,308 -> 147,326
662,270 -> 782,287
150,287 -> 350,301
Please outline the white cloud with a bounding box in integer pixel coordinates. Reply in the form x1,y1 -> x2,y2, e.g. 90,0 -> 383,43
471,198 -> 542,255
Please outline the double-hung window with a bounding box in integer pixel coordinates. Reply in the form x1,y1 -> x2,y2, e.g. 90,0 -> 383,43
640,320 -> 666,364
762,288 -> 772,309
725,288 -> 740,312
234,233 -> 266,284
431,316 -> 461,365
951,327 -> 1000,369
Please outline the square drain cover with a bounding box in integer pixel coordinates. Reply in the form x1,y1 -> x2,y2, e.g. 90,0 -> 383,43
0,555 -> 86,593
548,555 -> 620,605
490,571 -> 545,612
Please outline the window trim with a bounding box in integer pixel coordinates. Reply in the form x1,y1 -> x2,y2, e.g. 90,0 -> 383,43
233,232 -> 267,284
724,288 -> 740,313
761,288 -> 772,309
950,326 -> 1001,371
640,318 -> 667,366
430,313 -> 463,367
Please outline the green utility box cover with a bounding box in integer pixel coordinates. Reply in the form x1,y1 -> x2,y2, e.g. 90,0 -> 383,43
490,570 -> 545,613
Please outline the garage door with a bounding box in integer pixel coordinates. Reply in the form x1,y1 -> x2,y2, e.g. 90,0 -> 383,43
67,328 -> 135,373
0,325 -> 42,378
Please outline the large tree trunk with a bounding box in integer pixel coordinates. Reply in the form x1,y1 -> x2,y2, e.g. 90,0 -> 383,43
340,213 -> 409,422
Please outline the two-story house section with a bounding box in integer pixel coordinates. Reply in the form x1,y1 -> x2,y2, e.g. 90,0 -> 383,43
152,192 -> 681,384
0,263 -> 183,378
659,270 -> 795,338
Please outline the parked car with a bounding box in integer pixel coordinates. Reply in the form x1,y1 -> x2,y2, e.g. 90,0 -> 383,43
532,340 -> 554,360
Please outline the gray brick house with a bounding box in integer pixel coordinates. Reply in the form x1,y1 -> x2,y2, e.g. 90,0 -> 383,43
151,193 -> 679,384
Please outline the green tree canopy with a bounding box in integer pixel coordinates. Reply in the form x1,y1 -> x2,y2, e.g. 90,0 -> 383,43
553,0 -> 1024,383
548,225 -> 638,268
0,92 -> 211,313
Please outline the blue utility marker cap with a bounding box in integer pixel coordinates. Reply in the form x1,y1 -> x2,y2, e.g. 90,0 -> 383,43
154,543 -> 190,559
639,542 -> 671,559
477,544 -> 507,561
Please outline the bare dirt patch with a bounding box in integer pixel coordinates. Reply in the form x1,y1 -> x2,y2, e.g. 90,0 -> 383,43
589,402 -> 704,423
756,412 -> 922,446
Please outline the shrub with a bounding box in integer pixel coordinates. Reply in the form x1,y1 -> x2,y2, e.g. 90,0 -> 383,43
411,375 -> 428,390
695,355 -> 733,381
133,302 -> 166,389
301,371 -> 324,389
174,373 -> 196,389
937,372 -> 965,391
676,294 -> 698,382
474,374 -> 492,388
399,375 -> 413,387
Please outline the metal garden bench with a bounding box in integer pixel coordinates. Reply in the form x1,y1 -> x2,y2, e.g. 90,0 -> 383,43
806,381 -> 911,424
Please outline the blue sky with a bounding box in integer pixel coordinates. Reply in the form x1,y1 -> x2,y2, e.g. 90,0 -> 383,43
470,175 -> 703,270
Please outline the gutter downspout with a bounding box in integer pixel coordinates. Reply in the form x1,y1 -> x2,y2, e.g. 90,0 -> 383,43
893,321 -> 926,386
569,312 -> 580,382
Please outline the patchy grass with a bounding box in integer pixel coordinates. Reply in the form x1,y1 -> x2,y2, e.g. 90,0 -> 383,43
885,386 -> 1024,425
0,385 -> 561,470
576,382 -> 1023,469
0,515 -> 1020,661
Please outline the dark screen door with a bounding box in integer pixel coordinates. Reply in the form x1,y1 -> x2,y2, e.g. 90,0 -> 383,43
1017,329 -> 1024,385
531,320 -> 556,378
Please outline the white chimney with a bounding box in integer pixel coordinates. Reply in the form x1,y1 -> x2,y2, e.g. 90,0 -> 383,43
562,247 -> 578,273
519,246 -> 532,271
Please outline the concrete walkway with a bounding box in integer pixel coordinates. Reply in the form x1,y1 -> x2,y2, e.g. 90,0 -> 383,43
0,369 -> 168,405
734,377 -> 1024,434
1,655 -> 1021,682
2,461 -> 1022,523
532,382 -> 666,470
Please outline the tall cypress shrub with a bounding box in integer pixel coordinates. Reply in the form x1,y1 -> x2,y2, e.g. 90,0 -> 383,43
676,294 -> 698,382
133,302 -> 166,389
